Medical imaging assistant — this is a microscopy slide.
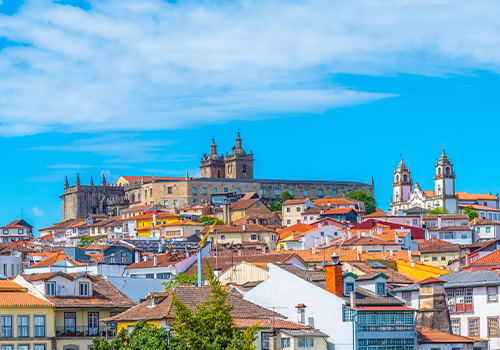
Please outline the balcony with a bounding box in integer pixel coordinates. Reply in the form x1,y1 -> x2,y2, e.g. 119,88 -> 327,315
56,326 -> 113,338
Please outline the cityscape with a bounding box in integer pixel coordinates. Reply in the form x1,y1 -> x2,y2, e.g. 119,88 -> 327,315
1,1 -> 500,350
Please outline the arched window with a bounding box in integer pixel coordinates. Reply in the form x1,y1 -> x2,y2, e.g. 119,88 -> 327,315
396,175 -> 399,182
438,167 -> 442,175
445,167 -> 451,175
403,174 -> 408,182
243,164 -> 247,173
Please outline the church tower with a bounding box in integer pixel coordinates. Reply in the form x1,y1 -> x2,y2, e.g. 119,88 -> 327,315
392,158 -> 412,204
224,132 -> 254,179
200,137 -> 226,178
434,149 -> 458,211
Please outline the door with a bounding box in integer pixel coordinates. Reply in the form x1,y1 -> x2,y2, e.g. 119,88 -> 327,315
64,312 -> 76,333
88,312 -> 99,336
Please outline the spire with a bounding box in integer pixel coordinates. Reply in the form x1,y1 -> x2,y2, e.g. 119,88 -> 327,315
90,176 -> 94,186
210,136 -> 217,155
236,130 -> 242,148
75,173 -> 81,186
185,170 -> 189,180
102,174 -> 106,187
65,176 -> 69,189
371,176 -> 374,186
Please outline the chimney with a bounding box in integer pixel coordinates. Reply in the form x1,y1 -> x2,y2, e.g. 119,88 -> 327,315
438,215 -> 442,229
325,236 -> 331,245
408,249 -> 412,260
357,230 -> 361,238
296,304 -> 307,324
350,291 -> 356,308
311,246 -> 316,254
377,227 -> 383,235
325,253 -> 343,297
314,237 -> 319,248
242,224 -> 246,231
223,199 -> 231,226
347,230 -> 352,239
153,255 -> 157,266
320,233 -> 325,245
153,213 -> 157,227
134,251 -> 140,262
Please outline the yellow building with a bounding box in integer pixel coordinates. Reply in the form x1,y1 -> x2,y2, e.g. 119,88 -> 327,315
0,279 -> 55,350
418,237 -> 460,270
15,272 -> 135,350
123,211 -> 180,238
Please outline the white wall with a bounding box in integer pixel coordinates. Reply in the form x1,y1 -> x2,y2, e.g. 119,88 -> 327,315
0,256 -> 21,277
105,276 -> 168,303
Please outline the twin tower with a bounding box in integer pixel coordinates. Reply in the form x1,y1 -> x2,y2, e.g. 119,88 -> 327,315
200,132 -> 254,179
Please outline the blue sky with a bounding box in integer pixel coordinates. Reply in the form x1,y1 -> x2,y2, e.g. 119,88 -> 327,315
1,0 -> 499,234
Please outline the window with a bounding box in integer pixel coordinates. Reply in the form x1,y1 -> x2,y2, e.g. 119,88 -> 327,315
224,188 -> 228,193
345,282 -> 354,296
156,273 -> 171,279
88,312 -> 99,336
489,214 -> 493,220
193,199 -> 197,204
332,190 -> 337,195
477,227 -> 481,233
46,282 -> 55,296
449,255 -> 455,260
424,256 -> 429,262
289,189 -> 294,196
304,189 -> 309,196
342,306 -> 355,322
298,338 -> 314,347
402,292 -> 411,305
287,220 -> 291,224
230,212 -> 234,218
275,189 -> 279,196
192,187 -> 197,194
34,316 -> 45,337
242,164 -> 247,173
164,200 -> 169,206
202,187 -> 206,195
486,227 -> 491,233
18,316 -> 29,337
127,325 -> 134,334
34,345 -> 45,350
432,256 -> 438,261
281,337 -> 290,348
17,346 -> 28,350
489,317 -> 499,338
18,229 -> 23,235
109,253 -> 116,264
469,318 -> 480,337
261,332 -> 269,350
318,190 -> 323,197
1,316 -> 13,337
1,346 -> 13,350
64,313 -> 76,332
260,189 -> 264,196
488,286 -> 498,302
251,234 -> 257,241
286,207 -> 290,213
3,229 -> 8,235
213,188 -> 217,193
221,235 -> 225,240
441,256 -> 446,261
376,283 -> 385,296
174,200 -> 179,207
297,207 -> 301,212
121,252 -> 127,264
167,187 -> 173,194
256,202 -> 260,207
461,234 -> 467,239
451,319 -> 460,335
79,282 -> 89,296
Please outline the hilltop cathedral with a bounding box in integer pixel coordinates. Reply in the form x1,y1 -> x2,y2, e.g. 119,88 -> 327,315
390,150 -> 458,214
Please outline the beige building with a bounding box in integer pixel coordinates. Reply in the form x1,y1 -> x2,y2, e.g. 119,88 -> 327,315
201,224 -> 278,251
282,199 -> 314,226
418,238 -> 460,269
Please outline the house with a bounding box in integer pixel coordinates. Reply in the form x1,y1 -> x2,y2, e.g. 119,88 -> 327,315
233,212 -> 283,227
342,261 -> 415,290
122,211 -> 180,238
362,208 -> 389,221
224,195 -> 272,222
201,224 -> 278,251
418,238 -> 460,269
184,252 -> 309,285
277,226 -> 343,251
459,239 -> 500,268
39,219 -> 83,238
463,249 -> 500,271
417,326 -> 488,350
301,206 -> 329,225
326,235 -> 402,253
351,219 -> 425,240
0,219 -> 33,243
392,270 -> 500,349
456,192 -> 499,210
320,208 -> 359,223
24,252 -> 82,274
102,285 -> 328,350
309,217 -> 347,230
15,272 -> 136,350
281,199 -> 314,226
178,202 -> 212,219
244,258 -> 417,350
121,204 -> 151,219
471,218 -> 500,241
423,215 -> 472,245
0,279 -> 55,350
159,220 -> 204,239
460,204 -> 500,222
0,255 -> 22,277
278,223 -> 316,241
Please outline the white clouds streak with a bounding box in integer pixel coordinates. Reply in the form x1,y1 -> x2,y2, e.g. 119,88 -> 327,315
0,0 -> 498,135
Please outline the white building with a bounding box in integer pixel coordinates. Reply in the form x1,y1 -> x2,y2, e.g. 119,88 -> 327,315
245,261 -> 417,350
0,255 -> 22,277
393,270 -> 500,350
423,214 -> 473,245
282,199 -> 314,226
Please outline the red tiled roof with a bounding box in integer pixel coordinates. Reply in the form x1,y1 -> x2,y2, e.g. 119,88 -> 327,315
470,249 -> 500,265
312,198 -> 356,206
417,326 -> 486,344
456,191 -> 498,201
120,176 -> 187,183
417,276 -> 446,284
29,252 -> 81,268
419,238 -> 460,253
234,318 -> 313,329
122,205 -> 151,213
282,199 -> 309,205
127,251 -> 195,269
354,306 -> 415,311
0,280 -> 26,290
351,219 -> 424,240
423,214 -> 469,220
0,291 -> 54,307
427,226 -> 471,232
201,224 -> 276,234
230,198 -> 262,210
459,204 -> 500,212
323,208 -> 356,215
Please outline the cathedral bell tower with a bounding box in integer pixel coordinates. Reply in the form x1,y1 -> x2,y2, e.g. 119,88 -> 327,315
224,132 -> 254,179
200,137 -> 225,178
434,149 -> 457,211
392,158 -> 412,204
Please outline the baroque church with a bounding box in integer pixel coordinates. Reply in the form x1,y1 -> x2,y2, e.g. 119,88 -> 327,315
390,150 -> 458,214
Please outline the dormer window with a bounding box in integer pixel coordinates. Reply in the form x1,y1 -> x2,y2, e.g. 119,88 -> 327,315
376,282 -> 386,296
79,282 -> 89,296
46,282 -> 56,296
109,253 -> 116,264
149,298 -> 155,307
345,282 -> 354,296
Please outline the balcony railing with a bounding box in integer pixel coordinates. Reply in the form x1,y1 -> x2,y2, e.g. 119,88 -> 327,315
56,326 -> 111,338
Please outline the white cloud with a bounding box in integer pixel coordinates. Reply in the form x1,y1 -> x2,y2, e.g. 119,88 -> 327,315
33,207 -> 44,217
0,0 -> 499,135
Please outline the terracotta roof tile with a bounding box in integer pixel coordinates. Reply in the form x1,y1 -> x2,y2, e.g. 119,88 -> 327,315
419,238 -> 460,253
323,208 -> 356,215
230,198 -> 263,210
312,198 -> 356,206
282,199 -> 309,205
127,250 -> 195,269
470,249 -> 500,265
201,224 -> 275,234
456,191 -> 498,201
234,318 -> 313,329
417,326 -> 487,343
29,252 -> 81,267
0,291 -> 54,307
427,226 -> 471,232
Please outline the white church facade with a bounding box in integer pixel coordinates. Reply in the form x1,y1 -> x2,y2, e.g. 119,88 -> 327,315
390,150 -> 458,215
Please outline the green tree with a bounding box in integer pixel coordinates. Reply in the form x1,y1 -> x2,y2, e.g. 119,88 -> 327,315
92,320 -> 177,350
425,207 -> 450,215
198,215 -> 225,225
463,205 -> 479,222
162,272 -> 198,291
269,191 -> 294,212
347,191 -> 377,215
76,235 -> 95,248
171,266 -> 258,350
